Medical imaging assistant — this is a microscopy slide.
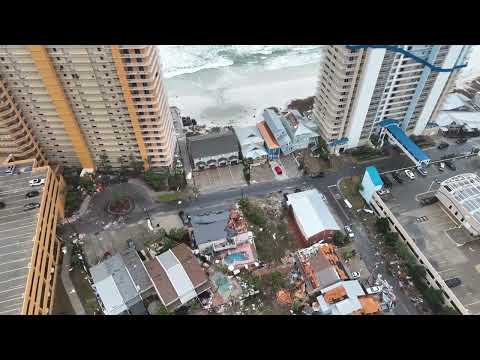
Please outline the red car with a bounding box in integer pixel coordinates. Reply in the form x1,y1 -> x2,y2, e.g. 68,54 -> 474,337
274,165 -> 283,175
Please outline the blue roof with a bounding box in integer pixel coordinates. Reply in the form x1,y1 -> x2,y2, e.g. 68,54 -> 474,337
378,119 -> 398,128
366,166 -> 383,187
329,137 -> 349,146
386,124 -> 430,163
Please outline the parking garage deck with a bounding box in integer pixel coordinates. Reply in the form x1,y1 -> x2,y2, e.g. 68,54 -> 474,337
379,159 -> 480,315
0,165 -> 46,315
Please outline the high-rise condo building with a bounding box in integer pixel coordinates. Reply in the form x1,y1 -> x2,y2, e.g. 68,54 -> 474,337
0,46 -> 176,170
313,45 -> 471,153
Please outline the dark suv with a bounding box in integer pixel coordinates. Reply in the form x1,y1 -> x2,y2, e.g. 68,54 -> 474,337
25,190 -> 40,198
437,142 -> 449,150
445,277 -> 461,288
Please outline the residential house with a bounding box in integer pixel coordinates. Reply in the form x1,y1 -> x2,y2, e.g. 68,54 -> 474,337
257,121 -> 281,160
187,130 -> 239,170
263,108 -> 294,155
233,126 -> 268,165
281,110 -> 319,151
144,244 -> 211,312
296,243 -> 348,296
190,210 -> 235,252
90,251 -> 152,315
287,189 -> 340,245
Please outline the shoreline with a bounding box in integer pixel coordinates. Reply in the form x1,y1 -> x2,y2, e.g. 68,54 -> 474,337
165,62 -> 319,127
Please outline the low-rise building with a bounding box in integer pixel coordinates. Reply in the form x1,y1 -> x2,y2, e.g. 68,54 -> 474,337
0,158 -> 65,315
144,244 -> 211,312
257,121 -> 281,160
436,173 -> 480,236
287,189 -> 340,245
281,110 -> 318,151
187,130 -> 239,171
90,249 -> 152,315
316,280 -> 381,315
190,210 -> 234,252
296,243 -> 347,296
233,126 -> 268,165
263,109 -> 294,155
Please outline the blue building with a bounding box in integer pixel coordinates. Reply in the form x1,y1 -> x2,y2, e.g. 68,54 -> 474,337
263,109 -> 294,155
359,166 -> 384,204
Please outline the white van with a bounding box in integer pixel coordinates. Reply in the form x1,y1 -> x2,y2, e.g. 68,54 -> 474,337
344,199 -> 353,209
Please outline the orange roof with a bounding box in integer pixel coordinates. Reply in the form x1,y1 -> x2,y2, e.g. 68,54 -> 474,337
323,285 -> 347,304
257,121 -> 280,149
359,296 -> 381,315
276,289 -> 293,305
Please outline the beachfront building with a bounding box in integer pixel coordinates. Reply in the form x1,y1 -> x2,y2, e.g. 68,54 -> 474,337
187,130 -> 239,171
144,244 -> 211,312
0,46 -> 176,170
286,189 -> 340,245
313,45 -> 472,153
281,110 -> 319,151
436,174 -> 480,237
257,121 -> 280,160
233,126 -> 268,166
263,108 -> 294,155
0,158 -> 65,315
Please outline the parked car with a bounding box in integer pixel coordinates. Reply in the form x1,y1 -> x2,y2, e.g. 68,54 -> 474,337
25,190 -> 40,198
456,138 -> 467,144
420,196 -> 438,206
310,171 -> 325,178
274,165 -> 283,175
0,201 -> 5,209
392,172 -> 403,184
445,277 -> 462,288
29,178 -> 45,186
351,271 -> 360,280
24,203 -> 40,211
5,165 -> 15,174
366,286 -> 382,295
378,188 -> 390,196
416,166 -> 428,176
438,162 -> 445,171
405,169 -> 415,180
437,142 -> 449,150
445,161 -> 456,171
344,225 -> 355,238
380,174 -> 393,188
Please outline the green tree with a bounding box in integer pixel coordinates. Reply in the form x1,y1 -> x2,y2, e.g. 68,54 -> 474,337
167,228 -> 188,243
155,305 -> 170,315
118,156 -> 129,176
383,231 -> 399,247
438,306 -> 459,315
375,217 -> 390,234
332,231 -> 349,247
292,300 -> 302,314
129,154 -> 145,176
423,287 -> 444,313
265,271 -> 286,292
79,176 -> 95,194
99,153 -> 112,173
144,169 -> 168,191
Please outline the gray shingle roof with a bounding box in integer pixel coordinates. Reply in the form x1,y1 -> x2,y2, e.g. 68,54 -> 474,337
121,247 -> 153,294
190,210 -> 233,245
188,130 -> 239,159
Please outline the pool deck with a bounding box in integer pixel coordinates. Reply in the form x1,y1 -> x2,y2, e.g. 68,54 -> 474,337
220,242 -> 257,269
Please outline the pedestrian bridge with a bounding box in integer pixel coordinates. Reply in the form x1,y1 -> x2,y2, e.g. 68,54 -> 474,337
377,119 -> 431,168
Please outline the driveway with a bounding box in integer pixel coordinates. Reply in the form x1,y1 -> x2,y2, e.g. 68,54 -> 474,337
193,165 -> 247,192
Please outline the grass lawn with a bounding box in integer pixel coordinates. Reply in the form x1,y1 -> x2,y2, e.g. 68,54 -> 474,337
70,266 -> 101,315
157,192 -> 187,202
339,176 -> 366,210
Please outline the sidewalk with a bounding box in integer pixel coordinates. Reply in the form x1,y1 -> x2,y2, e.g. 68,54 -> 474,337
60,241 -> 86,315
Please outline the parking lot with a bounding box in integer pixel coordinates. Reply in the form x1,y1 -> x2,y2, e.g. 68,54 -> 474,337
0,167 -> 46,314
381,155 -> 480,315
279,154 -> 303,179
250,163 -> 274,184
193,164 -> 247,192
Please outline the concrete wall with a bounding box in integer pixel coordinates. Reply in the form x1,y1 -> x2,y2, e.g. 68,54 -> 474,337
370,192 -> 467,314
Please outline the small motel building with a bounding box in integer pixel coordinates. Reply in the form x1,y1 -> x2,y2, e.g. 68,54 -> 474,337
360,165 -> 480,315
286,189 -> 340,246
0,157 -> 66,315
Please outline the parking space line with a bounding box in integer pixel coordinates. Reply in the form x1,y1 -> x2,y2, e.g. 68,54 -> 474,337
437,268 -> 455,273
465,300 -> 480,307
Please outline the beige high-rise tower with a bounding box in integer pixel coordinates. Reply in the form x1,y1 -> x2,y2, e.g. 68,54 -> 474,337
0,45 -> 176,170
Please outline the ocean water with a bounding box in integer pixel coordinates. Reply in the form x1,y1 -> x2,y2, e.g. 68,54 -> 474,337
159,45 -> 323,79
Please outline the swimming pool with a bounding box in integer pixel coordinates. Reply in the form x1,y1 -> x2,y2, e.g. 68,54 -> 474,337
224,251 -> 249,265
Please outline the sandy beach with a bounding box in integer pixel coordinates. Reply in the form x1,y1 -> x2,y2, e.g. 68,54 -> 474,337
164,62 -> 320,127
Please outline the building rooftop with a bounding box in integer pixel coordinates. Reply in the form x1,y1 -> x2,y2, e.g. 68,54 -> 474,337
384,123 -> 430,163
257,121 -> 280,149
188,130 -> 239,159
233,126 -> 263,147
120,247 -> 153,294
144,244 -> 209,308
381,163 -> 480,315
190,210 -> 233,245
440,173 -> 480,224
287,189 -> 340,238
90,253 -> 147,315
0,164 -> 46,315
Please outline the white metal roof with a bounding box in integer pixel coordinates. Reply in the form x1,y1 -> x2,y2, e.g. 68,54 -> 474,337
287,189 -> 340,238
94,276 -> 128,315
441,173 -> 480,224
157,250 -> 196,304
